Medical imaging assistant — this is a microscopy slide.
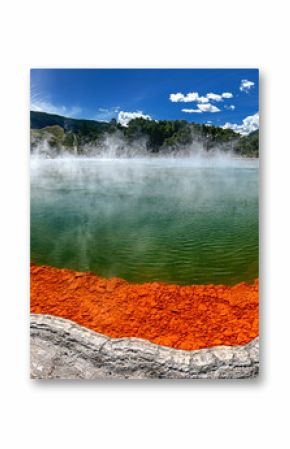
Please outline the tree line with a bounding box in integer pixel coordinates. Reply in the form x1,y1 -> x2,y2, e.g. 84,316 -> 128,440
30,111 -> 259,157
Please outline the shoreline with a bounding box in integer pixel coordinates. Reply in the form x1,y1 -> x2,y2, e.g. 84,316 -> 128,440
30,314 -> 259,379
31,263 -> 259,351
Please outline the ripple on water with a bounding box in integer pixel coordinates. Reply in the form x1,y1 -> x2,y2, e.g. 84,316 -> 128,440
31,159 -> 259,285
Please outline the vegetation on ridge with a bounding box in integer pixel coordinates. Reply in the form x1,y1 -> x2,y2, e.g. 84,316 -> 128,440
30,111 -> 259,157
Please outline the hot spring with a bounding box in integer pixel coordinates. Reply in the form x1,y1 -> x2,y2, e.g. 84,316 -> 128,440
31,157 -> 259,285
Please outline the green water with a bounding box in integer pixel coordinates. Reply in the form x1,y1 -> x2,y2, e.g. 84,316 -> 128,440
31,158 -> 259,285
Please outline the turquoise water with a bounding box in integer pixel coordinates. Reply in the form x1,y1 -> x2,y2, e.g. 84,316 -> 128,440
31,158 -> 259,285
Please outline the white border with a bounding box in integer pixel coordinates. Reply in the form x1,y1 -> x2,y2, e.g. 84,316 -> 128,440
1,1 -> 289,448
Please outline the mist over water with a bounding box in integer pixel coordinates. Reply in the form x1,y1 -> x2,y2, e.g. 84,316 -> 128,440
31,130 -> 245,160
31,155 -> 259,285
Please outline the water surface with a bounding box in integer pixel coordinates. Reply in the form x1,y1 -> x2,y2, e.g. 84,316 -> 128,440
31,158 -> 259,285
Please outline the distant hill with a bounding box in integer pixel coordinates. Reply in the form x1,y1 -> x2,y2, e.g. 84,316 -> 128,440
30,111 -> 259,157
30,110 -> 112,133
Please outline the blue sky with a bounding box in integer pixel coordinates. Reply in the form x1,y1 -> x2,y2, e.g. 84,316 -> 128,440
31,69 -> 259,134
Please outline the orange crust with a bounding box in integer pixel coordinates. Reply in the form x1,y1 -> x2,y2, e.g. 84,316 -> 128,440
30,263 -> 259,350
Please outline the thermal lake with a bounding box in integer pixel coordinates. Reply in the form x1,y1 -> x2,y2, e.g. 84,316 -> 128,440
31,157 -> 259,285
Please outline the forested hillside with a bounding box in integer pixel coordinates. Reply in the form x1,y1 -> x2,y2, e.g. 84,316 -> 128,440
30,111 -> 259,157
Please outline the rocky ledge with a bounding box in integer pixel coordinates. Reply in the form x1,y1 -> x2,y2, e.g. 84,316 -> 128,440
30,314 -> 259,379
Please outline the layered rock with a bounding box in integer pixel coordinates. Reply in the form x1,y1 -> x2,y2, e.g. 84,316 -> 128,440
30,314 -> 259,379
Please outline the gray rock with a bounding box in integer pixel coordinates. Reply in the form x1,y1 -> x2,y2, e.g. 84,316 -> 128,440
30,314 -> 259,380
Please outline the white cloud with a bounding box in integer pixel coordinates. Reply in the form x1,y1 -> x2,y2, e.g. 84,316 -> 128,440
222,92 -> 233,99
206,92 -> 233,102
196,96 -> 209,103
182,103 -> 220,113
95,106 -> 120,121
240,79 -> 255,93
181,108 -> 202,113
117,111 -> 152,127
31,98 -> 82,118
206,93 -> 223,102
170,91 -> 233,104
169,92 -> 203,103
222,112 -> 259,135
224,104 -> 235,110
197,103 -> 220,113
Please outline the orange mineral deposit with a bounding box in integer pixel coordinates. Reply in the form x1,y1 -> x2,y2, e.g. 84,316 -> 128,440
30,264 -> 259,350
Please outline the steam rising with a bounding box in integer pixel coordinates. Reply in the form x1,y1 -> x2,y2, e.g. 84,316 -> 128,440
31,128 -> 259,284
31,129 -> 252,166
31,155 -> 259,285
